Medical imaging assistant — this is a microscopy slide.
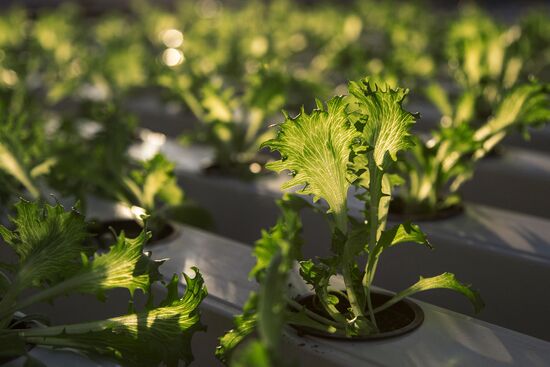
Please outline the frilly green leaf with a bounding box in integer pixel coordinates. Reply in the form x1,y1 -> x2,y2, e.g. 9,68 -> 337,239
218,196 -> 305,366
348,78 -> 417,168
250,194 -> 305,281
216,294 -> 258,364
18,269 -> 207,367
374,222 -> 431,257
72,229 -> 162,298
262,97 -> 359,227
0,200 -> 88,290
474,82 -> 550,143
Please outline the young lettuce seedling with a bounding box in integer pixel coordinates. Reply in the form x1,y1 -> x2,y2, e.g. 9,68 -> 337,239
445,6 -> 525,117
395,6 -> 550,217
398,81 -> 550,216
0,200 -> 206,367
117,153 -> 212,235
217,195 -> 305,366
30,5 -> 88,104
0,87 -> 56,204
218,78 -> 483,350
161,68 -> 287,178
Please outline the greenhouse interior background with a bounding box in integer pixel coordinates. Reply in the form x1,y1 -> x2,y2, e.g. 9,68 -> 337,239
0,0 -> 550,366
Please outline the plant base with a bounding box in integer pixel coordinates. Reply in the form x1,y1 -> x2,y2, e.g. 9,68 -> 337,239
290,291 -> 424,340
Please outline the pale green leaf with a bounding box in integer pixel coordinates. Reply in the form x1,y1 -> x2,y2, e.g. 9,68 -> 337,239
0,143 -> 39,199
17,269 -> 207,367
262,97 -> 359,228
425,83 -> 452,117
216,294 -> 258,364
68,229 -> 160,298
474,83 -> 550,143
29,158 -> 57,178
348,79 -> 416,168
375,272 -> 484,314
0,200 -> 88,290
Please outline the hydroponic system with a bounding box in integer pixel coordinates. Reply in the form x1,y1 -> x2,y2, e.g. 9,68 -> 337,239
0,1 -> 550,366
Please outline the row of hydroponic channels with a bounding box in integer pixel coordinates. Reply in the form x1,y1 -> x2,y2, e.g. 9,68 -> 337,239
1,1 -> 550,366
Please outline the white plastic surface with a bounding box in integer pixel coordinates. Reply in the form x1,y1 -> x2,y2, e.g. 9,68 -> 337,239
154,225 -> 550,367
3,347 -> 120,367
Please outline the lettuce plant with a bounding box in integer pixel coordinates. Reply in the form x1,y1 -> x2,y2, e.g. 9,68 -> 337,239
160,69 -> 286,177
394,6 -> 550,216
116,153 -> 212,234
0,200 -> 206,367
29,5 -> 89,103
46,100 -> 137,206
398,81 -> 550,216
218,78 -> 483,352
217,196 -> 304,366
0,87 -> 56,204
444,6 -> 530,120
89,14 -> 151,96
518,11 -> 550,80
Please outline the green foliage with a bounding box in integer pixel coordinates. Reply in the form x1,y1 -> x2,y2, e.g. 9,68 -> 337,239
398,82 -> 550,215
47,101 -> 137,206
0,200 -> 89,294
373,273 -> 484,314
217,196 -> 305,366
256,77 -> 482,338
0,87 -> 54,203
118,152 -> 212,232
263,97 -> 359,229
392,5 -> 550,216
216,294 -> 258,365
30,5 -> 88,103
445,6 -> 524,107
165,67 -> 289,176
91,15 -> 150,94
348,79 -> 416,167
0,200 -> 206,367
122,153 -> 183,211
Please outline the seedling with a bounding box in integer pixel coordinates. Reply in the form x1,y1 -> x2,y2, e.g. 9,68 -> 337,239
116,153 -> 212,236
0,87 -> 55,204
163,69 -> 286,177
0,200 -> 206,367
398,82 -> 550,216
217,78 -> 483,359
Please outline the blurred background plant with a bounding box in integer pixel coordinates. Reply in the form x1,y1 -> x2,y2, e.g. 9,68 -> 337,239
0,0 -> 548,215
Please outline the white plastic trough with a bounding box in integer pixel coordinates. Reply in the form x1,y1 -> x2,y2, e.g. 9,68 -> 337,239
9,222 -> 550,366
150,145 -> 550,341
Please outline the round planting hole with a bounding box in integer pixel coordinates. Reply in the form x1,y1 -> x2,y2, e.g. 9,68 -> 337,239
389,197 -> 464,222
290,291 -> 424,340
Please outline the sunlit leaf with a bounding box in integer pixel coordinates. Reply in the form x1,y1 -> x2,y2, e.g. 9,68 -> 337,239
348,78 -> 416,168
375,272 -> 484,314
263,97 -> 359,228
